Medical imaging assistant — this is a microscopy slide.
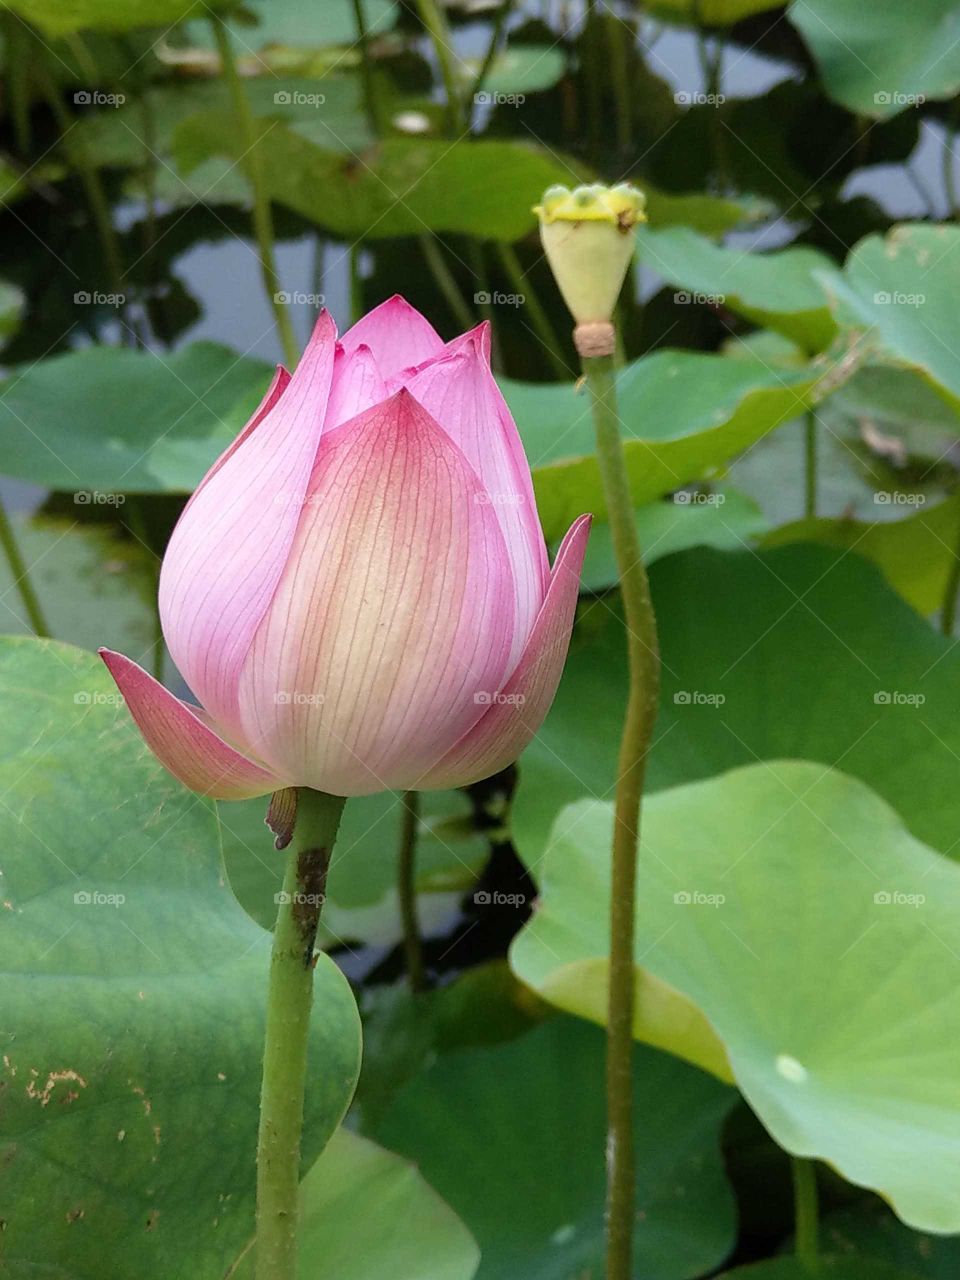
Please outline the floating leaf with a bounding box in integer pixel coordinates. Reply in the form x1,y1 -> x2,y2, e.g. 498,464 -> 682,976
0,342 -> 272,493
790,0 -> 960,118
509,347 -> 849,542
637,224 -> 836,351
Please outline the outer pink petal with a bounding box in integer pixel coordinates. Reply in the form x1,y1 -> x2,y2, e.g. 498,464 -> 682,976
99,649 -> 282,800
338,295 -> 443,380
158,312 -> 337,745
325,342 -> 388,430
236,389 -> 517,796
181,364 -> 291,516
414,513 -> 591,790
402,323 -> 549,667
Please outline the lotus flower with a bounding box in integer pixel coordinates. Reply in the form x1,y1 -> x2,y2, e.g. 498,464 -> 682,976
101,297 -> 590,799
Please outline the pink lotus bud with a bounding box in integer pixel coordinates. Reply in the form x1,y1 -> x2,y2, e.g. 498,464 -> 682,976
101,297 -> 590,799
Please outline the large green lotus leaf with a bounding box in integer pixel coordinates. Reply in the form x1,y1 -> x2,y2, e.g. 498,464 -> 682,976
74,77 -> 369,171
509,349 -> 843,543
647,0 -> 782,23
173,118 -> 584,242
183,0 -> 396,50
0,342 -> 272,493
719,1260 -> 920,1280
637,225 -> 836,351
577,490 -> 767,593
822,1200 -> 960,1277
221,789 -> 487,946
0,638 -> 361,1278
512,545 -> 960,868
764,496 -> 960,619
0,515 -> 159,663
0,0 -> 224,36
230,1127 -> 479,1280
790,0 -> 960,118
375,1016 -> 737,1280
643,187 -> 773,236
821,224 -> 960,410
469,45 -> 566,96
512,763 -> 960,1231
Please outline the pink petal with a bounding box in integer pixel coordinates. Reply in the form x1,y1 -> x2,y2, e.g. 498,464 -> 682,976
325,342 -> 388,430
338,295 -> 444,381
401,324 -> 549,667
414,513 -> 591,790
99,649 -> 282,800
236,389 -> 517,796
158,312 -> 337,745
181,364 -> 291,516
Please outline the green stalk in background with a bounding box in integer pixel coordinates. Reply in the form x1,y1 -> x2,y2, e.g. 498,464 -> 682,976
211,15 -> 298,368
494,241 -> 569,379
791,1156 -> 819,1271
397,790 -> 427,992
0,499 -> 50,638
469,0 -> 512,104
804,411 -> 818,519
419,233 -> 477,333
415,0 -> 466,134
351,0 -> 386,134
256,789 -> 346,1280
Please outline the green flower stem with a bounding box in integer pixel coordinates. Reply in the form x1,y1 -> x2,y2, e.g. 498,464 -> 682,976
0,498 -> 49,638
494,242 -> 569,379
419,234 -> 476,333
398,790 -> 427,992
791,1156 -> 819,1270
256,789 -> 346,1280
351,0 -> 385,134
35,57 -> 126,309
604,8 -> 633,154
941,505 -> 960,636
211,16 -> 298,369
469,0 -> 511,103
582,352 -> 661,1280
804,411 -> 818,520
416,0 -> 466,134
